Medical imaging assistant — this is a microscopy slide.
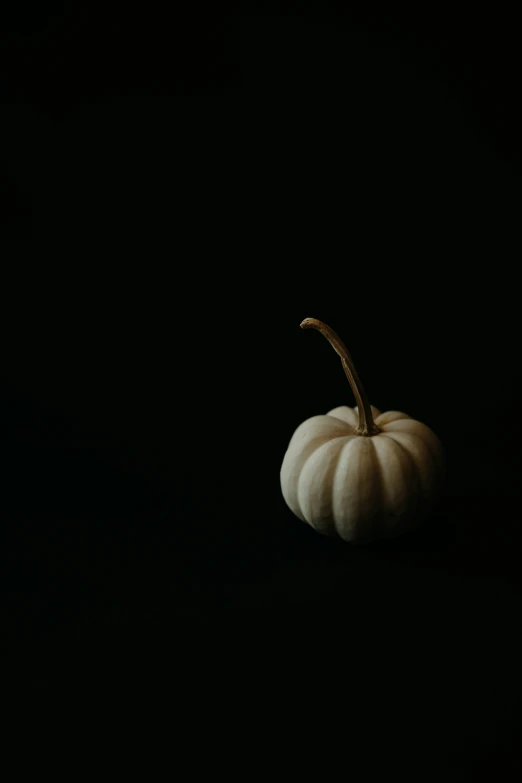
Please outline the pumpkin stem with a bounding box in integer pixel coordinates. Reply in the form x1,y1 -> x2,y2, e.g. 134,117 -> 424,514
300,317 -> 380,436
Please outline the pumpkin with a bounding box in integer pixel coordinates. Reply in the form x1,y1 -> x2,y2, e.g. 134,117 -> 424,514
280,318 -> 445,543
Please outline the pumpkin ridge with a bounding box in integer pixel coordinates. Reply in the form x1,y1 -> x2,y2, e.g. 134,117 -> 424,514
374,410 -> 410,427
382,419 -> 433,447
383,430 -> 439,497
331,437 -> 358,534
326,406 -> 358,429
382,424 -> 442,467
331,436 -> 381,539
380,432 -> 421,526
288,434 -> 351,521
369,436 -> 384,540
297,437 -> 350,533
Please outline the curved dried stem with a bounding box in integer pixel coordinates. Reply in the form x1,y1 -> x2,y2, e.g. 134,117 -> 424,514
301,317 -> 380,436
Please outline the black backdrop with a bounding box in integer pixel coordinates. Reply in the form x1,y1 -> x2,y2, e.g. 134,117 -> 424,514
1,9 -> 521,774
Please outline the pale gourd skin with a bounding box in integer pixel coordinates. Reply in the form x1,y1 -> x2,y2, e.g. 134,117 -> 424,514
281,404 -> 445,543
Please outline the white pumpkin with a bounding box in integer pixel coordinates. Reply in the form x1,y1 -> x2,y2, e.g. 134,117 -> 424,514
280,318 -> 445,543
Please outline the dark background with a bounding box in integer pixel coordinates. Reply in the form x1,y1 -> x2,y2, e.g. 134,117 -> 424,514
1,8 -> 521,774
